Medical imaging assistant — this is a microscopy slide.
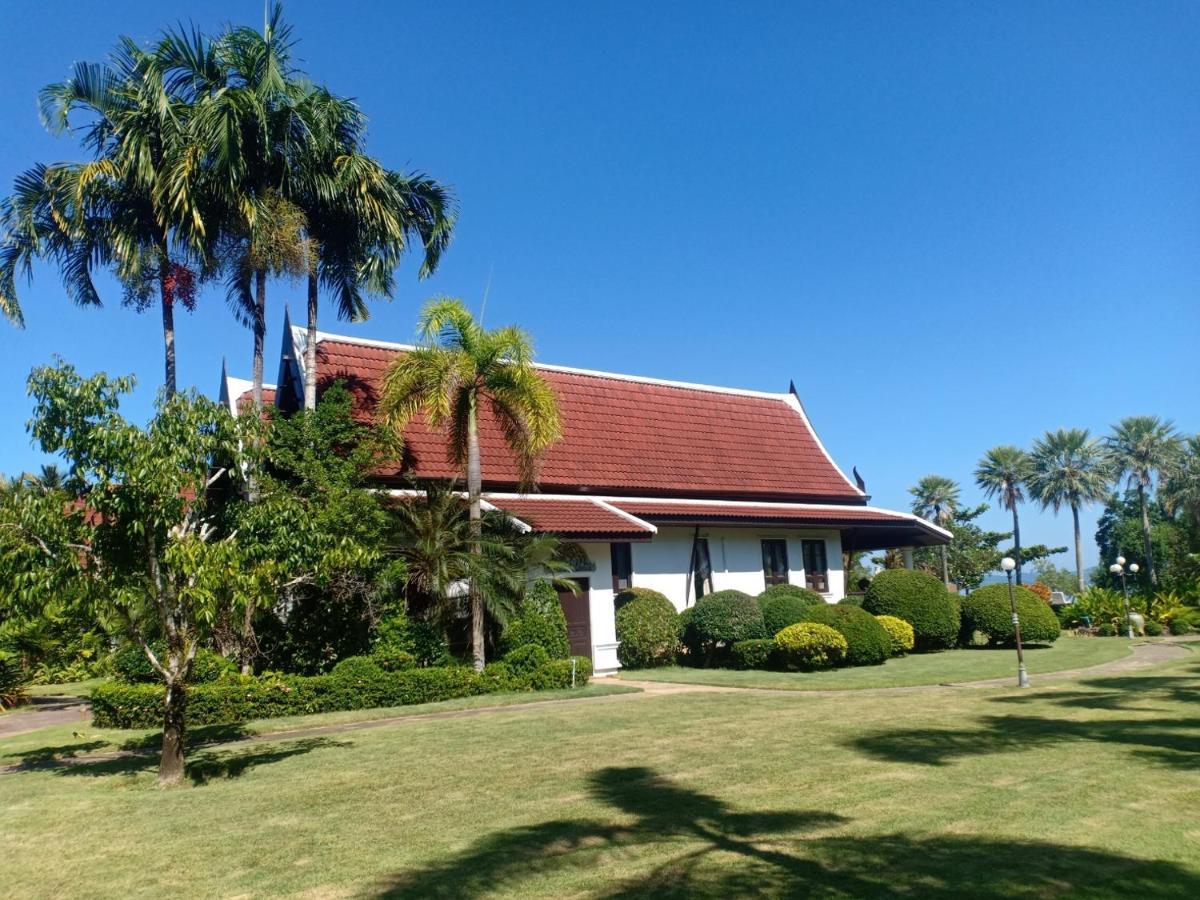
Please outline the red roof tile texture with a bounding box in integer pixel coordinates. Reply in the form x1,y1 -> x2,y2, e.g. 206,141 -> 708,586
237,387 -> 277,409
315,339 -> 862,502
485,496 -> 654,536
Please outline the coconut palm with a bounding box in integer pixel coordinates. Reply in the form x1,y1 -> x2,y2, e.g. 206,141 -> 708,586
1,33 -> 214,396
909,475 -> 960,587
1103,416 -> 1182,586
1027,428 -> 1111,592
975,446 -> 1030,584
379,298 -> 562,670
1161,434 -> 1200,530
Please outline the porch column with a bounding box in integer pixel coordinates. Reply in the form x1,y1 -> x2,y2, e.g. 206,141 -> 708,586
902,547 -> 914,569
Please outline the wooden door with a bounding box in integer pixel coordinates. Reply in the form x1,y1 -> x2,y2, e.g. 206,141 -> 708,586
557,578 -> 592,660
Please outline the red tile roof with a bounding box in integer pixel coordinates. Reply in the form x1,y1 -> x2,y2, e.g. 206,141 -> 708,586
609,499 -> 920,526
313,337 -> 864,503
484,495 -> 655,538
237,387 -> 277,410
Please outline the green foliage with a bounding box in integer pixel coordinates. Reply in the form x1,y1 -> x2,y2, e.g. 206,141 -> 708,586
837,596 -> 864,607
499,584 -> 570,660
730,639 -> 778,670
798,604 -> 891,666
773,622 -> 849,670
875,615 -> 915,655
1033,560 -> 1083,595
1169,617 -> 1194,635
685,590 -> 767,663
369,646 -> 417,672
111,644 -> 234,684
1144,619 -> 1164,636
615,589 -> 679,669
1094,489 -> 1191,592
758,586 -> 824,635
0,652 -> 30,710
502,644 -> 550,676
862,569 -> 960,651
330,655 -> 385,679
1062,587 -> 1127,629
373,610 -> 452,669
959,585 -> 1061,646
90,657 -> 593,729
912,503 -> 1013,592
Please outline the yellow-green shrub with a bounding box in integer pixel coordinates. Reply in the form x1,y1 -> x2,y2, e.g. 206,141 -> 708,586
875,615 -> 915,655
773,622 -> 848,670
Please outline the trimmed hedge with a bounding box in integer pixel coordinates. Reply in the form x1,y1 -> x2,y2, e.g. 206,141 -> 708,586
500,582 -> 570,660
959,585 -> 1061,646
372,612 -> 452,668
863,569 -> 960,651
798,604 -> 892,666
730,639 -> 777,670
757,585 -> 825,635
615,589 -> 679,669
1144,619 -> 1164,636
875,615 -> 915,655
111,643 -> 236,684
90,657 -> 593,729
774,622 -> 848,670
684,590 -> 767,664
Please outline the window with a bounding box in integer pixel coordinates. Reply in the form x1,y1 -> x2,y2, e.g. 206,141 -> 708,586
802,539 -> 828,593
611,543 -> 632,593
691,537 -> 714,600
761,539 -> 789,587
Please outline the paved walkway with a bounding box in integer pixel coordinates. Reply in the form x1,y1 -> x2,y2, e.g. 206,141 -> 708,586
0,694 -> 90,740
2,638 -> 1194,774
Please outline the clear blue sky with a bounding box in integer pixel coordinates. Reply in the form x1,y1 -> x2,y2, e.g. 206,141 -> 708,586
2,1 -> 1197,571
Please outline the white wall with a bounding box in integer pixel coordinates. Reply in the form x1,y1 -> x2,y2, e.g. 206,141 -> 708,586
570,542 -> 620,675
630,526 -> 844,611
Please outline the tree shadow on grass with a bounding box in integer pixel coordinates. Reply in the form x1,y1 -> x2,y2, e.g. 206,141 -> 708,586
369,765 -> 1200,899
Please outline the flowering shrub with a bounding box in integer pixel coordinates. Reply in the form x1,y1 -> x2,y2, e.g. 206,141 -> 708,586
1027,582 -> 1052,603
773,622 -> 848,670
875,615 -> 915,655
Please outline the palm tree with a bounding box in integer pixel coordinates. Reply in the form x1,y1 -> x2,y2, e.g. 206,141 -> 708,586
379,298 -> 561,670
289,87 -> 455,410
909,475 -> 960,587
1104,416 -> 1182,586
1161,434 -> 1200,530
975,446 -> 1030,584
1027,428 -> 1111,592
1,34 -> 213,396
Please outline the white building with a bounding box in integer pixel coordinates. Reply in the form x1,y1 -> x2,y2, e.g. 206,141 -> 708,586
223,318 -> 950,675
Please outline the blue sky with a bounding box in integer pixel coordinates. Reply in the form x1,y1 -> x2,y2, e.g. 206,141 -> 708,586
1,1 -> 1197,570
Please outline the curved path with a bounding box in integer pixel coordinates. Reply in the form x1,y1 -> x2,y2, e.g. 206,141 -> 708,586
0,695 -> 90,741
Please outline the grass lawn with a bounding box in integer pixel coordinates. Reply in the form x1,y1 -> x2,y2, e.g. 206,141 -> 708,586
25,678 -> 108,699
2,648 -> 1198,898
620,633 -> 1136,690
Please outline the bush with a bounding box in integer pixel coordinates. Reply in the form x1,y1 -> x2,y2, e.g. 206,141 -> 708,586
111,643 -> 235,683
1144,619 -> 1164,636
331,655 -> 385,679
837,595 -> 864,607
686,590 -> 767,664
862,569 -> 960,651
758,585 -> 824,635
959,585 -> 1061,646
373,612 -> 452,668
1169,617 -> 1193,636
500,582 -> 570,660
1097,622 -> 1117,637
90,656 -> 594,729
0,652 -> 30,710
370,646 -> 418,672
798,604 -> 891,666
503,643 -> 550,676
1027,582 -> 1053,603
875,615 -> 915,655
615,589 -> 679,668
774,623 -> 848,670
730,639 -> 777,670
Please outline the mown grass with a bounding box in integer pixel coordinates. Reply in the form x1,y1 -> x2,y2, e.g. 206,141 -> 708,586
621,633 -> 1135,690
25,678 -> 108,699
1,645 -> 1198,897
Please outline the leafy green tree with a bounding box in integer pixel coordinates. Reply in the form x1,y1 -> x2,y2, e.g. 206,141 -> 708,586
909,475 -> 960,586
1094,489 -> 1191,594
912,503 -> 1010,592
1032,559 -> 1083,595
0,362 -> 264,784
975,446 -> 1030,583
1162,434 -> 1200,530
380,298 -> 562,670
1027,428 -> 1111,592
1104,415 -> 1182,586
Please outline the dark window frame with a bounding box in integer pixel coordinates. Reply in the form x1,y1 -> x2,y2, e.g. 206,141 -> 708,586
761,539 -> 789,587
611,542 -> 633,593
692,537 -> 714,600
802,539 -> 829,593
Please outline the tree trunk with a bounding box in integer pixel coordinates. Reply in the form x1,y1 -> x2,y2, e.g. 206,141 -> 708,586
466,396 -> 485,672
304,270 -> 319,411
252,269 -> 267,411
158,679 -> 187,786
1072,503 -> 1085,592
160,275 -> 177,400
940,544 -> 950,588
240,601 -> 256,675
1139,483 -> 1156,586
1012,504 -> 1023,585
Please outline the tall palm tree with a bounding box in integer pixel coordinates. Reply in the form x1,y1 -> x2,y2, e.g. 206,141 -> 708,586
1104,416 -> 1182,586
1161,434 -> 1200,530
1027,428 -> 1110,592
975,446 -> 1030,584
379,298 -> 561,670
289,87 -> 455,410
909,475 -> 960,587
1,33 -> 213,396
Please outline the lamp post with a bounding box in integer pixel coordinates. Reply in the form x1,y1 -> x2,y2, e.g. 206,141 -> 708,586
1001,557 -> 1030,688
1110,556 -> 1134,640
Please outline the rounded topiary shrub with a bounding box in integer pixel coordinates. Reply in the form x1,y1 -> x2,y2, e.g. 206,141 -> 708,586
1169,617 -> 1193,636
959,584 -> 1061,646
774,622 -> 848,670
875,614 -> 915,655
503,643 -> 551,676
615,589 -> 679,669
1144,618 -> 1164,636
862,569 -> 960,651
370,646 -> 418,672
689,590 -> 767,664
331,655 -> 385,679
758,584 -> 825,635
798,604 -> 892,666
500,581 -> 570,660
730,639 -> 778,670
